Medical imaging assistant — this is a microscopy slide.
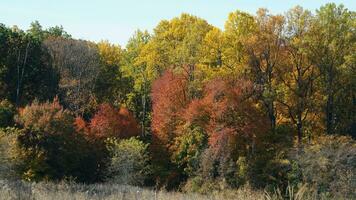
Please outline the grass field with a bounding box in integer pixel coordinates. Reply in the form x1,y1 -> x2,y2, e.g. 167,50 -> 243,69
0,180 -> 267,200
0,180 -> 336,200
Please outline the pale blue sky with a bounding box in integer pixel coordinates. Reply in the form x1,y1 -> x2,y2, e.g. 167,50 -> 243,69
1,0 -> 355,46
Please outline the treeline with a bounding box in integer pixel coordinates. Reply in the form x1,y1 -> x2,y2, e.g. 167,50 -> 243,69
0,3 -> 355,198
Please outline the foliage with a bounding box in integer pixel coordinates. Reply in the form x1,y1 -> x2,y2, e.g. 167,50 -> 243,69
0,4 -> 354,196
0,99 -> 15,128
292,135 -> 356,198
85,103 -> 140,140
43,37 -> 100,115
95,41 -> 131,105
171,125 -> 207,176
0,24 -> 59,106
151,70 -> 189,148
13,99 -> 99,182
105,137 -> 150,185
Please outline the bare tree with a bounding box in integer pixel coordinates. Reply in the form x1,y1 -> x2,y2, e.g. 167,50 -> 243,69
43,37 -> 100,115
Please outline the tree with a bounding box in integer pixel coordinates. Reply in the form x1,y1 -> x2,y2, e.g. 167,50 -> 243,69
0,24 -> 58,106
150,70 -> 190,186
276,6 -> 318,144
14,98 -> 98,182
151,70 -> 189,148
199,27 -> 224,68
244,9 -> 285,130
171,125 -> 207,176
86,103 -> 140,140
43,37 -> 100,115
105,137 -> 150,185
223,10 -> 256,71
148,14 -> 213,72
95,40 -> 131,105
307,3 -> 355,134
122,30 -> 152,136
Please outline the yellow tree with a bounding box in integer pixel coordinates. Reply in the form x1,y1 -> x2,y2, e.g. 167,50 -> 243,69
223,10 -> 257,73
243,9 -> 285,130
276,7 -> 319,144
122,30 -> 152,136
95,40 -> 130,105
142,14 -> 213,99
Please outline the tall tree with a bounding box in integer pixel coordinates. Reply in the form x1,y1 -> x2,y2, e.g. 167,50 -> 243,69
307,3 -> 355,134
0,24 -> 58,106
244,9 -> 285,130
95,40 -> 131,105
276,7 -> 318,144
223,10 -> 256,72
43,37 -> 100,115
122,30 -> 152,136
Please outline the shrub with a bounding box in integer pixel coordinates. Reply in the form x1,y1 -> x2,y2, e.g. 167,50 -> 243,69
0,100 -> 15,128
250,124 -> 295,189
0,127 -> 18,179
13,98 -> 99,182
105,137 -> 150,185
171,125 -> 207,176
293,135 -> 356,199
87,103 -> 140,140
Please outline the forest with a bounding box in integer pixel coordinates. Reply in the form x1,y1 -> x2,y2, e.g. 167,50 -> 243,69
0,3 -> 355,200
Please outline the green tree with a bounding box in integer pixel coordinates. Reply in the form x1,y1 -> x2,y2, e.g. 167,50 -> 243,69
308,3 -> 355,135
0,99 -> 15,128
0,24 -> 59,106
105,137 -> 150,185
95,40 -> 131,105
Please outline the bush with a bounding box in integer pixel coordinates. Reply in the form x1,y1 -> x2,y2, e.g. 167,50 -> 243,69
0,128 -> 18,179
12,98 -> 100,182
105,137 -> 150,185
172,125 -> 207,176
249,124 -> 295,189
0,100 -> 15,128
293,135 -> 356,199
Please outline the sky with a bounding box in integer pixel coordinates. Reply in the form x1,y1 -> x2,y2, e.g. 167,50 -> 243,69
1,0 -> 355,46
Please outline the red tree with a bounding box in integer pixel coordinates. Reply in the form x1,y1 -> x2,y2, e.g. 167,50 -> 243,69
75,103 -> 140,140
151,70 -> 189,147
182,78 -> 269,157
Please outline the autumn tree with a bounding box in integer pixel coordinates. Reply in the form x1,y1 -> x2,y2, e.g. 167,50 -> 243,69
243,9 -> 285,130
223,10 -> 256,72
43,37 -> 100,115
151,70 -> 189,149
122,30 -> 152,136
307,3 -> 355,135
95,40 -> 131,105
82,103 -> 140,140
13,98 -> 98,182
150,70 -> 190,186
276,6 -> 318,144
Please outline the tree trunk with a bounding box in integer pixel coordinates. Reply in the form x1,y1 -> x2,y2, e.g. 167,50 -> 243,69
326,86 -> 334,134
297,120 -> 303,145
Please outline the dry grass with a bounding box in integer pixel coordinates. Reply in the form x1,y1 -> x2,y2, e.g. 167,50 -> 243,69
0,180 -> 265,200
0,180 -> 344,200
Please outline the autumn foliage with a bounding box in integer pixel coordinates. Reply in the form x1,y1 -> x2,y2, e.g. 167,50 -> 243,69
151,70 -> 270,184
151,70 -> 189,147
76,103 -> 140,140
